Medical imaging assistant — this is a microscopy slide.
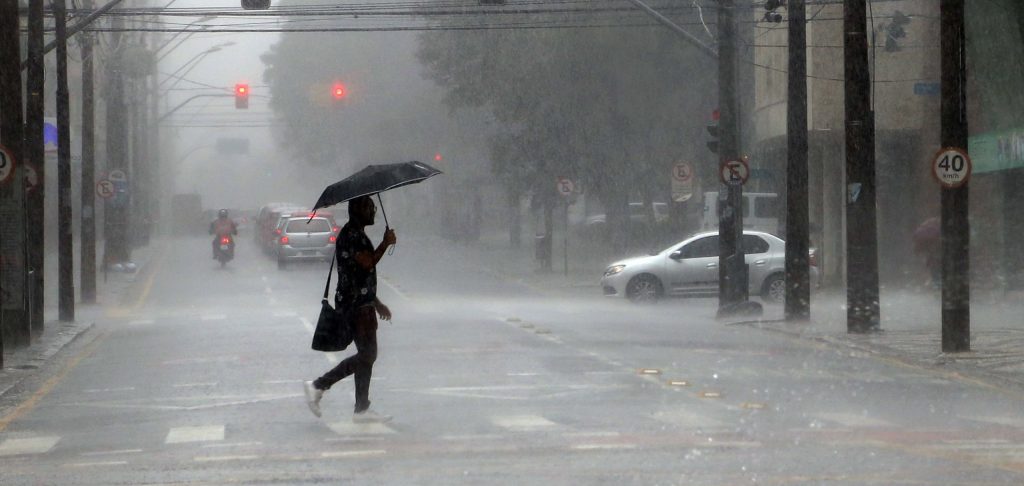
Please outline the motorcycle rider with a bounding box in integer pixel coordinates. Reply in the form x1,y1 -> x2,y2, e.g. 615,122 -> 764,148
209,209 -> 238,259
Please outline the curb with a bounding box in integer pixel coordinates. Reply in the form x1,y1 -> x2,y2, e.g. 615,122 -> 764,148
731,318 -> 1024,395
0,320 -> 95,399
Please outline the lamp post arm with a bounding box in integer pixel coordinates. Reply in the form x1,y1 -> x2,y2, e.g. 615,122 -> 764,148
158,94 -> 231,123
20,0 -> 126,70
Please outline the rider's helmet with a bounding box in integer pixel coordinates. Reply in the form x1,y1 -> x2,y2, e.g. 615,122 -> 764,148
218,209 -> 229,218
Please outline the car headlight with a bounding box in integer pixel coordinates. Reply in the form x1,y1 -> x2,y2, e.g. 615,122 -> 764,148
603,264 -> 626,277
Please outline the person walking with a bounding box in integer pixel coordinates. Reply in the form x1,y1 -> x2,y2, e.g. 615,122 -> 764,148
304,196 -> 396,422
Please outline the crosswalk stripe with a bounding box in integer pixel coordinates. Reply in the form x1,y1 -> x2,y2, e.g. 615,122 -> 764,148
328,421 -> 396,435
165,425 -> 225,444
321,449 -> 387,458
0,436 -> 61,456
652,409 -> 726,429
492,415 -> 557,431
816,413 -> 891,428
63,461 -> 128,467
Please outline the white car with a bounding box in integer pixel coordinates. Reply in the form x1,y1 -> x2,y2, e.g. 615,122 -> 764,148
600,230 -> 819,304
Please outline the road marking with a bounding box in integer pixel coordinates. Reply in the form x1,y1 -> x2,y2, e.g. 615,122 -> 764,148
127,319 -> 154,326
817,413 -> 891,428
165,425 -> 225,444
172,382 -> 219,388
321,449 -> 386,458
964,416 -> 1024,428
492,415 -> 557,431
262,380 -> 302,385
440,434 -> 503,441
328,422 -> 396,435
162,356 -> 239,365
194,454 -> 260,462
0,436 -> 61,456
200,314 -> 227,321
652,409 -> 726,429
63,461 -> 128,467
571,443 -> 637,451
507,372 -> 541,377
563,431 -> 621,438
202,441 -> 263,449
80,448 -> 143,457
82,387 -> 135,394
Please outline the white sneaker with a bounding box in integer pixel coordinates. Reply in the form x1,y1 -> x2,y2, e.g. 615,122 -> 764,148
303,381 -> 324,418
352,409 -> 392,424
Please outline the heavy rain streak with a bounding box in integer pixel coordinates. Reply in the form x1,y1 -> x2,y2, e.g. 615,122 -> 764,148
3,0 -> 1024,484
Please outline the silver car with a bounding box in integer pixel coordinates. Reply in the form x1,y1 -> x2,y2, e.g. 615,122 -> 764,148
275,216 -> 336,269
600,230 -> 818,304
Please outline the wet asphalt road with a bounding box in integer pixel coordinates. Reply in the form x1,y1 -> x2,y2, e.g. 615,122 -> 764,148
2,234 -> 1024,485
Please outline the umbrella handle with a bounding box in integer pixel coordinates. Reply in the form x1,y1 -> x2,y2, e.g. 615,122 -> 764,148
377,194 -> 396,255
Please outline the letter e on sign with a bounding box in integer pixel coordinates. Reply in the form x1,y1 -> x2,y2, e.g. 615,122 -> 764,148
932,147 -> 971,189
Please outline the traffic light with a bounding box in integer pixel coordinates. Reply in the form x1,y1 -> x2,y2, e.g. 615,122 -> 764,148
763,0 -> 784,23
235,83 -> 249,109
331,82 -> 347,101
706,123 -> 719,154
241,0 -> 270,10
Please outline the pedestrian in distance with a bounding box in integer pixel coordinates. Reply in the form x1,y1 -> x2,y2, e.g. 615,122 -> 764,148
305,196 -> 396,422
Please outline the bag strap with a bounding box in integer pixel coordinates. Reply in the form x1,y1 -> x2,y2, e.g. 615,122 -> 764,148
323,251 -> 336,300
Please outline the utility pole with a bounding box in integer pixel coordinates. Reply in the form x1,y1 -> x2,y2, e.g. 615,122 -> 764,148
26,0 -> 46,335
105,15 -> 132,268
843,0 -> 880,333
716,0 -> 757,318
940,0 -> 970,352
80,2 -> 98,304
54,0 -> 76,322
0,0 -> 31,349
785,0 -> 810,321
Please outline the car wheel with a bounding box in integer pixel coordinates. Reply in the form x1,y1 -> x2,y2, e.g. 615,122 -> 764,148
626,274 -> 662,304
761,273 -> 786,303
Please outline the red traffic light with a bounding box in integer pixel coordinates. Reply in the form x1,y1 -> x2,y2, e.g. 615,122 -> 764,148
331,82 -> 347,100
235,83 -> 249,109
434,153 -> 443,162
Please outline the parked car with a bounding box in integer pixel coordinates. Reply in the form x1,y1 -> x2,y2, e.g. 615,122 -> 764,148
701,192 -> 780,235
275,215 -> 337,269
600,230 -> 819,304
255,203 -> 306,250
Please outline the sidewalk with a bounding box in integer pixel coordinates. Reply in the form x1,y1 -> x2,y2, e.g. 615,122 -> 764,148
0,242 -> 159,398
446,231 -> 1024,390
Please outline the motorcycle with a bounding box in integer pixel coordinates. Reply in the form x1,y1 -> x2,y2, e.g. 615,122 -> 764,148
214,235 -> 235,267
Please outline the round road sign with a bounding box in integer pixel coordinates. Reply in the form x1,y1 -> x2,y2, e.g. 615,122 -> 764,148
932,147 -> 972,189
556,177 -> 575,197
672,161 -> 694,183
719,159 -> 749,186
96,179 -> 115,199
0,145 -> 15,186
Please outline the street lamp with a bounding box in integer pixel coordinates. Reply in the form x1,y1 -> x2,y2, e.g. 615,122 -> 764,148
158,42 -> 234,90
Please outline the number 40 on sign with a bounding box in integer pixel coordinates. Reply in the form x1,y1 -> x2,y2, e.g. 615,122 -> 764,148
932,147 -> 971,189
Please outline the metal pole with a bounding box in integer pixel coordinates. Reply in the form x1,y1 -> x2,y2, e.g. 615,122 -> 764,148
844,0 -> 881,333
940,0 -> 969,352
104,15 -> 131,267
785,0 -> 810,321
80,11 -> 97,304
716,0 -> 752,318
20,0 -> 127,70
26,0 -> 46,335
54,0 -> 76,322
1,0 -> 31,349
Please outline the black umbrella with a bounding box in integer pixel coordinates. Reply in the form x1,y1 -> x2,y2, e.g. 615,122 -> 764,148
311,161 -> 443,228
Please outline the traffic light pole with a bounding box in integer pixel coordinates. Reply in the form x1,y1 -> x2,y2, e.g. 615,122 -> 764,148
843,0 -> 881,332
80,21 -> 97,304
940,0 -> 970,352
785,0 -> 810,321
26,0 -> 46,334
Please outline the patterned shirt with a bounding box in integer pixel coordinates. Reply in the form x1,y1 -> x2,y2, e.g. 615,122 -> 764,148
335,222 -> 376,309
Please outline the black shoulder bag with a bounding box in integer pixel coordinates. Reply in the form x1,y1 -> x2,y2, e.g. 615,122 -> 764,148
311,253 -> 354,352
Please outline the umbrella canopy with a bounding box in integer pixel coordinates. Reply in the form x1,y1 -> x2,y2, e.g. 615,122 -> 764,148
311,161 -> 443,228
312,161 -> 443,212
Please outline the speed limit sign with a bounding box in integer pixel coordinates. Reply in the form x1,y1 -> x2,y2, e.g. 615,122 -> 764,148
0,144 -> 15,186
933,147 -> 972,189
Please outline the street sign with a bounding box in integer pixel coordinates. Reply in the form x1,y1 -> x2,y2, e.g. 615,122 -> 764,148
96,179 -> 115,199
671,161 -> 694,202
932,147 -> 972,188
719,159 -> 749,186
0,145 -> 14,186
108,169 -> 127,182
556,177 -> 575,197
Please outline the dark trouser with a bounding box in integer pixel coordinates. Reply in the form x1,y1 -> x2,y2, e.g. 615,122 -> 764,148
313,306 -> 378,411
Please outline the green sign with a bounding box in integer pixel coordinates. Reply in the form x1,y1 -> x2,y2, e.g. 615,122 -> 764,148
970,127 -> 1024,174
